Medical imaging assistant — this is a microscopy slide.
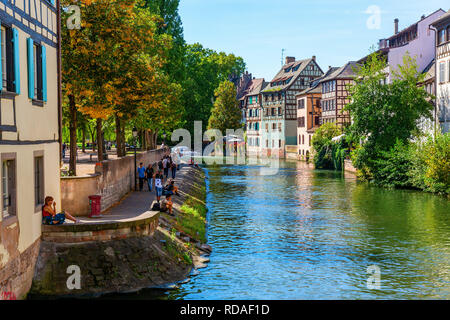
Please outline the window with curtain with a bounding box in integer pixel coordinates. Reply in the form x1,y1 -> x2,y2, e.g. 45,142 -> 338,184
2,159 -> 16,219
440,62 -> 445,83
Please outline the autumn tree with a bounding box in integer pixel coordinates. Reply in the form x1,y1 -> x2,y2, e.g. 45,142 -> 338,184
62,0 -> 180,162
208,80 -> 242,134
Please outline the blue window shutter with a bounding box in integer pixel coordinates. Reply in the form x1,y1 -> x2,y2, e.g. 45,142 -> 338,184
12,28 -> 20,94
41,45 -> 47,102
27,37 -> 34,99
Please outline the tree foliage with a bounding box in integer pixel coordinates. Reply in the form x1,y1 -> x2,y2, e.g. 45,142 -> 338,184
311,123 -> 344,169
183,44 -> 246,133
409,133 -> 450,194
345,52 -> 433,176
207,80 -> 242,133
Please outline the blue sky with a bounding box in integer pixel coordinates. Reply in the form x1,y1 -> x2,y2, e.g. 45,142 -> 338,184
179,0 -> 449,80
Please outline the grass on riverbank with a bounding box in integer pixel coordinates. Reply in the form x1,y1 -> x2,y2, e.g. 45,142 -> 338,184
177,195 -> 207,243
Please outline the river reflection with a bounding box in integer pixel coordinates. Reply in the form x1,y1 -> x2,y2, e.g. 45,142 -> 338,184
136,161 -> 449,300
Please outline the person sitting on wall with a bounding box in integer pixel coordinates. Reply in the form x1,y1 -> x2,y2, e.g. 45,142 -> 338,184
162,179 -> 179,216
42,196 -> 80,225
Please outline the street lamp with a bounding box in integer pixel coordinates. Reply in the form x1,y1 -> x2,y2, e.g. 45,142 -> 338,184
132,127 -> 138,191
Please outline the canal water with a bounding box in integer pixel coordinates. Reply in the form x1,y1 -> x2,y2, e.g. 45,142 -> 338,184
134,161 -> 449,299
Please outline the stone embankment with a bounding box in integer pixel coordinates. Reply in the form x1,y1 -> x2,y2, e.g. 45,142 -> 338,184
29,165 -> 210,297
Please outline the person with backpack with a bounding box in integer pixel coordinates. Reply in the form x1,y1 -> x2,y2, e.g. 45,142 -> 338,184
146,164 -> 154,192
162,156 -> 169,179
170,159 -> 177,179
162,179 -> 179,215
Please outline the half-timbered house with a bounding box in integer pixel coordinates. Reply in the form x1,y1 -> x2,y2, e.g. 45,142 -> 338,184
241,78 -> 266,156
261,56 -> 323,158
318,63 -> 357,127
0,0 -> 61,299
296,67 -> 338,161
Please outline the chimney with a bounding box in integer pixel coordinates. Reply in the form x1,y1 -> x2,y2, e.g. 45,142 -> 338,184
394,18 -> 399,34
421,14 -> 425,20
285,56 -> 295,64
312,55 -> 316,61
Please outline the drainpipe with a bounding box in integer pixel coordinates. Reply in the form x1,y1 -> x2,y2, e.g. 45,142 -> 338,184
428,24 -> 437,140
56,0 -> 63,161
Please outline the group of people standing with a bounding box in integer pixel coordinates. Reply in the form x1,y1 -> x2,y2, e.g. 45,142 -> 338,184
136,153 -> 180,215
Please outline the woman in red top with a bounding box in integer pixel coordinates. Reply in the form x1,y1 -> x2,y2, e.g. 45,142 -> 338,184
42,196 -> 79,225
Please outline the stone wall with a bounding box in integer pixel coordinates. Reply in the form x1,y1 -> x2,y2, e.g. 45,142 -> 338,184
61,149 -> 165,216
30,233 -> 192,297
0,238 -> 40,300
41,212 -> 159,243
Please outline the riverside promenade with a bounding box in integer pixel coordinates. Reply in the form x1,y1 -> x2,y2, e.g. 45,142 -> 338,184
43,163 -> 188,243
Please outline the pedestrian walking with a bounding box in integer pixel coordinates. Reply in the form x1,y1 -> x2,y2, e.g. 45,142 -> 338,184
146,164 -> 154,192
163,156 -> 169,179
154,170 -> 164,202
62,142 -> 67,159
137,162 -> 146,191
171,160 -> 177,179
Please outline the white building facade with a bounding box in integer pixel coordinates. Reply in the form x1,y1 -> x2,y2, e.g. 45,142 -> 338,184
0,0 -> 61,299
432,11 -> 450,133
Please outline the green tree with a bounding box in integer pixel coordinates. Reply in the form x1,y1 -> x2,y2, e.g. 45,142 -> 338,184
207,81 -> 242,133
409,133 -> 450,194
346,52 -> 433,178
183,44 -> 245,134
141,0 -> 186,83
311,123 -> 343,169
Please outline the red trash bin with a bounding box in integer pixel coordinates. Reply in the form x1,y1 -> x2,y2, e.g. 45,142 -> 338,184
88,195 -> 102,218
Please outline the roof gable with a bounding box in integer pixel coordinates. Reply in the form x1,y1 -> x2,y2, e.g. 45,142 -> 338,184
262,58 -> 323,93
239,78 -> 267,100
319,62 -> 358,83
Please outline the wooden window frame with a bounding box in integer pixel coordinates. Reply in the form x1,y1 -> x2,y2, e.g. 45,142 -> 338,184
33,42 -> 43,103
34,150 -> 45,213
1,23 -> 15,92
1,152 -> 17,222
